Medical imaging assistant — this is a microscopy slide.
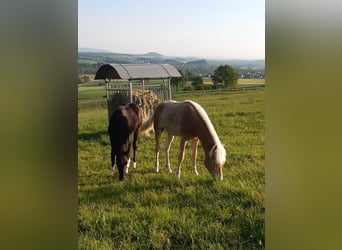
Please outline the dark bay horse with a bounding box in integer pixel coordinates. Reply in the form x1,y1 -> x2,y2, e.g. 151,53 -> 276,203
108,103 -> 143,181
139,100 -> 226,180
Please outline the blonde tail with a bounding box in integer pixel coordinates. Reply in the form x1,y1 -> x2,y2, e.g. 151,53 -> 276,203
138,112 -> 154,135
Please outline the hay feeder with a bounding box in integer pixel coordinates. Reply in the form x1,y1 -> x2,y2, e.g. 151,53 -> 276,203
94,64 -> 181,121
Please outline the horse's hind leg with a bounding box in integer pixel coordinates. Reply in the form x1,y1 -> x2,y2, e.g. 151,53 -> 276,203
132,131 -> 138,169
164,133 -> 174,173
154,129 -> 162,173
110,148 -> 116,176
176,138 -> 187,179
191,138 -> 199,175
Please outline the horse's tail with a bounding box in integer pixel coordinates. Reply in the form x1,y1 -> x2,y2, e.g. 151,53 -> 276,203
138,112 -> 154,135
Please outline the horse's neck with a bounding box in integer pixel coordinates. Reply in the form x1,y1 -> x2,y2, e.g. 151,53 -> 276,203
188,102 -> 219,156
197,124 -> 217,156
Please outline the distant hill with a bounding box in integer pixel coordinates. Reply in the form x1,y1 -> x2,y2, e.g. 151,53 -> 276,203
185,59 -> 209,68
78,47 -> 113,53
78,49 -> 265,77
207,59 -> 265,70
141,52 -> 165,58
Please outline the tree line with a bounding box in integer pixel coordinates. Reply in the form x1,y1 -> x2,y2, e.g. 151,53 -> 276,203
171,65 -> 239,91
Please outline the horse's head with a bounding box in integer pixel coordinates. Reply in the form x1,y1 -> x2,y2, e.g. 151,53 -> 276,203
116,140 -> 131,181
205,144 -> 226,180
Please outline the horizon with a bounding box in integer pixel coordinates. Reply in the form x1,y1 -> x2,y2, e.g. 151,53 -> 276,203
78,47 -> 265,61
79,0 -> 264,60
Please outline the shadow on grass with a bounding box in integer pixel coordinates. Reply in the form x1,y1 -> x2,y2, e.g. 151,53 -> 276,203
79,171 -> 220,207
78,131 -> 109,144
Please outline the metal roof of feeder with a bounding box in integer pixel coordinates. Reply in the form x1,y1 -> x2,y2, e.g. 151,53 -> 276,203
94,63 -> 181,80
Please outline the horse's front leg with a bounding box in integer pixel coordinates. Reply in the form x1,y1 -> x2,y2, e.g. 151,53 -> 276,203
164,133 -> 174,173
176,138 -> 187,179
132,131 -> 138,169
191,138 -> 199,175
125,142 -> 131,174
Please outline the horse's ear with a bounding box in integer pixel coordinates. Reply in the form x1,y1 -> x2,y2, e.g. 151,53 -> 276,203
209,144 -> 218,157
128,103 -> 140,115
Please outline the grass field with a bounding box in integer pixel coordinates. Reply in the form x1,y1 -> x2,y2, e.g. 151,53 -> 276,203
78,86 -> 106,104
78,89 -> 265,249
237,78 -> 265,85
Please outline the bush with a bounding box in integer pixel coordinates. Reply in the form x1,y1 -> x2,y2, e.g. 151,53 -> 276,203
183,85 -> 194,91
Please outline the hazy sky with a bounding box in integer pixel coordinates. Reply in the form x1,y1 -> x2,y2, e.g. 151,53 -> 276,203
78,0 -> 264,59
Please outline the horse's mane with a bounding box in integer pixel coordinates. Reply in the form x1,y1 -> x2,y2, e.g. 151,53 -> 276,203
186,100 -> 226,165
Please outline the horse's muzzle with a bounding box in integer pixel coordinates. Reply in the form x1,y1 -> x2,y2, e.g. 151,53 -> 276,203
211,170 -> 223,181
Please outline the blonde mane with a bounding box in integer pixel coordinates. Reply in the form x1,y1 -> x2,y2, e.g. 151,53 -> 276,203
186,100 -> 226,165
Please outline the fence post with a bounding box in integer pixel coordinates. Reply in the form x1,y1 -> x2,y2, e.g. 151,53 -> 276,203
129,80 -> 133,103
105,78 -> 111,121
168,77 -> 172,100
162,79 -> 167,101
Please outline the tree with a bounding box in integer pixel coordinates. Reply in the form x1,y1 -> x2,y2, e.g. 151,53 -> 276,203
77,75 -> 90,84
191,76 -> 203,90
171,69 -> 187,91
212,65 -> 239,88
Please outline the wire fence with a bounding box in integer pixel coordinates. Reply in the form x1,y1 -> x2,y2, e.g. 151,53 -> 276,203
172,84 -> 265,96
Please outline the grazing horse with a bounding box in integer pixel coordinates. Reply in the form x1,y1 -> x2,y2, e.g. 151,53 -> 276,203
139,100 -> 226,180
108,103 -> 142,181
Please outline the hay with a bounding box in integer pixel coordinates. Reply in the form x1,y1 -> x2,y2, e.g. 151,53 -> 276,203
108,90 -> 160,121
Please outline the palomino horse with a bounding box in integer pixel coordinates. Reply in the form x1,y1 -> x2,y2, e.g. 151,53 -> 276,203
139,100 -> 226,180
108,103 -> 143,181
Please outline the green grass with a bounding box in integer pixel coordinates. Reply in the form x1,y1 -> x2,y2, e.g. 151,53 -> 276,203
238,78 -> 265,85
78,89 -> 265,249
78,86 -> 106,104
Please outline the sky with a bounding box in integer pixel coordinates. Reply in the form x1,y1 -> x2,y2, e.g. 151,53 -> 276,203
78,0 -> 264,60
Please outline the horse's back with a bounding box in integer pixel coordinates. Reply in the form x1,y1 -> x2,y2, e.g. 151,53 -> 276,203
156,101 -> 197,118
154,101 -> 198,136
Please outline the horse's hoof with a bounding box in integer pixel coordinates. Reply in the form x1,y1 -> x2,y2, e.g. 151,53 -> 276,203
166,168 -> 172,173
133,162 -> 137,169
154,168 -> 159,173
176,171 -> 181,179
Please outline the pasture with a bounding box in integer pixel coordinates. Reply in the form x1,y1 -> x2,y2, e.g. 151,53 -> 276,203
78,89 -> 265,249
